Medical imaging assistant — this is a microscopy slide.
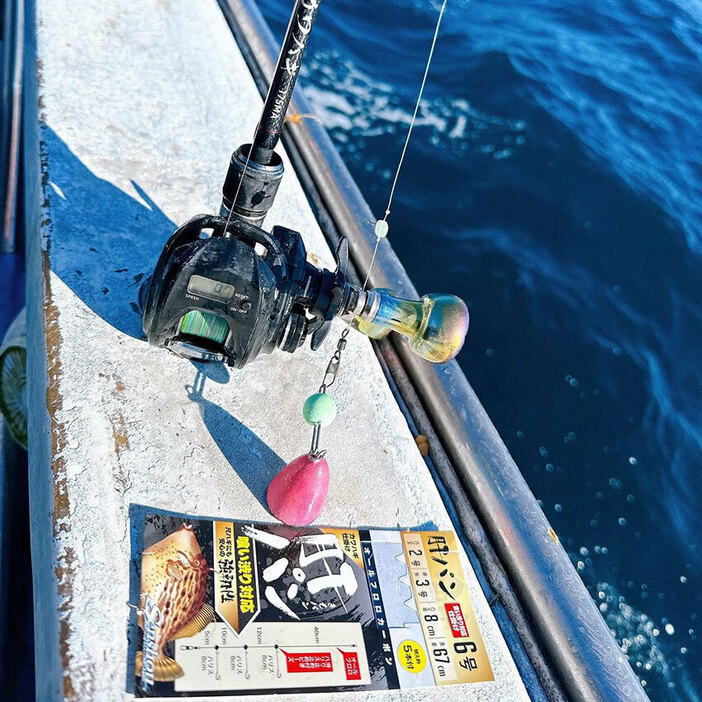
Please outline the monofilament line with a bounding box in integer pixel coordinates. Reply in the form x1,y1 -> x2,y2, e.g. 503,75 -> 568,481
364,0 -> 448,291
383,0 -> 447,223
361,238 -> 381,290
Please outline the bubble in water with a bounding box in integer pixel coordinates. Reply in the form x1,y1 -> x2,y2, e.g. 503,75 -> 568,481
629,456 -> 638,465
594,581 -> 673,689
665,624 -> 674,635
619,517 -> 628,526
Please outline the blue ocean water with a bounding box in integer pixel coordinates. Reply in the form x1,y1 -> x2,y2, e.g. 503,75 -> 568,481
256,0 -> 702,698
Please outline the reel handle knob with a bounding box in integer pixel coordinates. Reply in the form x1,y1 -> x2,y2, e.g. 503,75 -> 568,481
351,289 -> 469,363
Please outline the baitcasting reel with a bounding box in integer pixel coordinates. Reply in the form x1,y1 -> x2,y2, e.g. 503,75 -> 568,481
139,0 -> 468,369
141,212 -> 357,368
139,213 -> 470,368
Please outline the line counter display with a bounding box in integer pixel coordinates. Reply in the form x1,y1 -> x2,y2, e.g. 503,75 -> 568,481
131,512 -> 494,696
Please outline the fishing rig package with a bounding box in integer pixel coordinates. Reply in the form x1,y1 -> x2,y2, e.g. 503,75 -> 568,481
140,0 -> 466,525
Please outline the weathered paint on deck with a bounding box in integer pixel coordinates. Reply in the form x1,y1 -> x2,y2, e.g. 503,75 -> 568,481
24,0 -> 529,699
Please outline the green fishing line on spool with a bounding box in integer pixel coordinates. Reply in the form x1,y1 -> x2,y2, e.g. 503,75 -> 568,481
179,310 -> 230,344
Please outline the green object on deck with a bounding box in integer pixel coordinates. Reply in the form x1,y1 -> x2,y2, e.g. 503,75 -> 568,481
303,393 -> 337,427
0,308 -> 27,448
179,310 -> 229,344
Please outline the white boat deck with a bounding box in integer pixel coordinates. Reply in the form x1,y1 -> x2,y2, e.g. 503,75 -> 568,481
24,0 -> 529,699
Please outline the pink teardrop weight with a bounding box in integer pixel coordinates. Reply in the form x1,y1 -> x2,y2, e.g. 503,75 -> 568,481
267,453 -> 330,526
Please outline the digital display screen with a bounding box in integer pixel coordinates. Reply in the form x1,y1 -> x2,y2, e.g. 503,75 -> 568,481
187,274 -> 235,303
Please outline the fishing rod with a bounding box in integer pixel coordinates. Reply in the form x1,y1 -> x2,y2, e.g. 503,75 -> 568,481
220,0 -> 320,222
140,0 -> 468,369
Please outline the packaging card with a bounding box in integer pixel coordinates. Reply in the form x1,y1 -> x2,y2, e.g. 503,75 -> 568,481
131,513 -> 494,697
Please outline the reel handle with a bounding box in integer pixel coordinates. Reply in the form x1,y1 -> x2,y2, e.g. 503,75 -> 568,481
348,289 -> 469,363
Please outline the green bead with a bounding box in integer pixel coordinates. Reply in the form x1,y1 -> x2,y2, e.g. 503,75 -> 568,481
303,393 -> 337,427
375,219 -> 389,238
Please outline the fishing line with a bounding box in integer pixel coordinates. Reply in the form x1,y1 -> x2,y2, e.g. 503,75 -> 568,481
363,0 -> 448,291
313,0 -> 450,459
223,129 -> 255,235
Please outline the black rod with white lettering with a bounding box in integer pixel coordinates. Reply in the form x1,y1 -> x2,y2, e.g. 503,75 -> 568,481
220,0 -> 322,224
251,0 -> 321,165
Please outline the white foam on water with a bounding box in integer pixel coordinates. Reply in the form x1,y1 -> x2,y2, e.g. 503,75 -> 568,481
301,51 -> 527,173
592,581 -> 698,697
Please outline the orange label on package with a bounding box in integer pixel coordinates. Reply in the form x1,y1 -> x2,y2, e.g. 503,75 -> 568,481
213,521 -> 260,635
321,528 -> 364,570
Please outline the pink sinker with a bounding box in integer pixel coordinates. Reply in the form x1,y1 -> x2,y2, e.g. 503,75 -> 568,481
267,453 -> 330,526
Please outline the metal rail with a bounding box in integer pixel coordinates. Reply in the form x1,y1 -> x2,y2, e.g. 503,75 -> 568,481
218,1 -> 648,700
282,127 -> 566,701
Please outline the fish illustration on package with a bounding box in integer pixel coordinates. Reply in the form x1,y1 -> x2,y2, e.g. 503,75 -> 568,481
136,523 -> 214,683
